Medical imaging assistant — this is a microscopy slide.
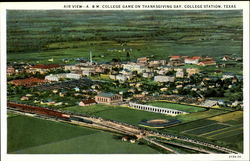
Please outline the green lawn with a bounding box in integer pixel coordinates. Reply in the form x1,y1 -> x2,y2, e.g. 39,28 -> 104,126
12,132 -> 160,154
8,115 -> 98,153
146,101 -> 206,113
8,115 -> 160,154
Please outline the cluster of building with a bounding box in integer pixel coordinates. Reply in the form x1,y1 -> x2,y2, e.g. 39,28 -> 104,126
7,54 -> 243,111
169,56 -> 216,66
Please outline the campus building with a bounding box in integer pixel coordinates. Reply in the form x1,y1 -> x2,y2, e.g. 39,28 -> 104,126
79,99 -> 97,106
154,76 -> 175,83
95,92 -> 123,104
45,73 -> 82,81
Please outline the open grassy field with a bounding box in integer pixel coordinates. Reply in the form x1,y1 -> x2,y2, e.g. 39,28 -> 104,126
8,115 -> 98,153
146,101 -> 206,113
12,131 -> 160,154
8,114 -> 160,154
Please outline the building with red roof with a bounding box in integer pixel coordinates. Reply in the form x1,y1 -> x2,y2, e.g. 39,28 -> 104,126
198,61 -> 216,66
79,99 -> 97,106
184,57 -> 201,64
27,64 -> 62,74
169,56 -> 182,61
9,77 -> 47,87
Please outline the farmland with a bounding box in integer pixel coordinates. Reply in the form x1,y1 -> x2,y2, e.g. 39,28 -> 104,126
8,114 -> 160,154
146,101 -> 206,113
7,10 -> 243,70
183,123 -> 230,135
165,111 -> 243,152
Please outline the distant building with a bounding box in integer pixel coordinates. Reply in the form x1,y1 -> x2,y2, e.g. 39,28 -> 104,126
7,66 -> 15,75
79,99 -> 97,106
27,64 -> 61,74
176,71 -> 185,78
95,92 -> 123,104
10,77 -> 46,87
137,57 -> 149,64
186,68 -> 200,77
148,60 -> 166,67
123,63 -> 148,74
116,74 -> 128,82
184,57 -> 201,64
200,100 -> 218,107
198,61 -> 216,66
221,56 -> 231,61
20,96 -> 29,101
45,73 -> 81,81
154,76 -> 175,83
65,64 -> 96,76
81,67 -> 96,76
142,72 -> 154,78
169,56 -> 182,61
222,74 -> 234,80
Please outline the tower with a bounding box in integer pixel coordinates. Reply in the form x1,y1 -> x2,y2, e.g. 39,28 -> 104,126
90,51 -> 93,65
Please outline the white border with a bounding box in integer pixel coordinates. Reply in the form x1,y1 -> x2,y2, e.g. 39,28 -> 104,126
1,1 -> 249,161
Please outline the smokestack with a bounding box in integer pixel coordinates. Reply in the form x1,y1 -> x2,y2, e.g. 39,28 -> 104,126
90,51 -> 92,65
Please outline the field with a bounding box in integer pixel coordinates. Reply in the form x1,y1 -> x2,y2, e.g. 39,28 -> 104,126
183,123 -> 230,135
166,111 -> 243,152
63,104 -> 174,125
8,114 -> 160,154
146,101 -> 206,113
7,10 -> 243,72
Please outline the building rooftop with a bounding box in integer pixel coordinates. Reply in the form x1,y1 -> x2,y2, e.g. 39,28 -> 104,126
97,92 -> 117,98
80,99 -> 96,104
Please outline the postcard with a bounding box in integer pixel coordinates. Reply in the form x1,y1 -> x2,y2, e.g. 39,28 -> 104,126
0,1 -> 249,161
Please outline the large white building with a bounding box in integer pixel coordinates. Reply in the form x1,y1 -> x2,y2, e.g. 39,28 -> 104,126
123,63 -> 148,74
45,73 -> 82,81
154,76 -> 175,83
184,57 -> 201,64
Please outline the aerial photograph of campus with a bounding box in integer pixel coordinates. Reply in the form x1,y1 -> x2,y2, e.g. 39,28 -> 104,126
7,10 -> 243,154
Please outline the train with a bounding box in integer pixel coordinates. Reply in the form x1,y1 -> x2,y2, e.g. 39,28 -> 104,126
7,102 -> 92,124
70,116 -> 93,124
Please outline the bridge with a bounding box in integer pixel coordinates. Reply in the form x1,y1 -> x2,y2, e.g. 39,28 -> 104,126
129,102 -> 188,116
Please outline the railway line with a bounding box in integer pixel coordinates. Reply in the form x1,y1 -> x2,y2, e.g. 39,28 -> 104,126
7,102 -> 241,154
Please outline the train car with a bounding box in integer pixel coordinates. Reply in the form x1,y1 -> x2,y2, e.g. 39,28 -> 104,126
70,116 -> 93,124
7,102 -> 71,120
